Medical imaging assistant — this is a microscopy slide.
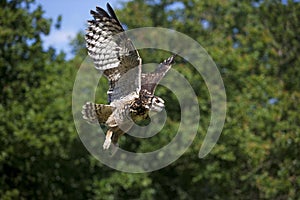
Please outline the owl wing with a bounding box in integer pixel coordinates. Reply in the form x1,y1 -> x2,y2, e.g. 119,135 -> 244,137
141,55 -> 176,94
86,3 -> 142,103
82,102 -> 114,124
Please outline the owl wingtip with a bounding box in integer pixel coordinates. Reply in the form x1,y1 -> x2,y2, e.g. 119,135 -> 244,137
164,54 -> 176,65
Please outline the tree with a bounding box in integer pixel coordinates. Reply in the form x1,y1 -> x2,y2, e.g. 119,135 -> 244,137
1,0 -> 299,199
89,0 -> 299,199
0,0 -> 91,199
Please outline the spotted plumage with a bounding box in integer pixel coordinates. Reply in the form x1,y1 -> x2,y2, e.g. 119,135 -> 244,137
82,3 -> 175,151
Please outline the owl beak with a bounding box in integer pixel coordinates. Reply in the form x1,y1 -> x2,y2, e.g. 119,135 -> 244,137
150,104 -> 164,112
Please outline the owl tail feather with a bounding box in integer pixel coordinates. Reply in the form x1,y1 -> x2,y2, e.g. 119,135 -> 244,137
82,102 -> 113,124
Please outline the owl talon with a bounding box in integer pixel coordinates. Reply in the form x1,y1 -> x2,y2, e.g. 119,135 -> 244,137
103,129 -> 113,150
103,138 -> 111,149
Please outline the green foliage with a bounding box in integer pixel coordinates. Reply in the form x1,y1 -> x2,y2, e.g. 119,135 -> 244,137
1,0 -> 299,199
0,0 -> 90,199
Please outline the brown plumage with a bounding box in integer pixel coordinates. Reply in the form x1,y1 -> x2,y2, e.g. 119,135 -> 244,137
82,3 -> 175,152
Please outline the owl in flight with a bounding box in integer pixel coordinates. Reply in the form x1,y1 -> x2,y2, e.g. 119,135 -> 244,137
82,3 -> 175,150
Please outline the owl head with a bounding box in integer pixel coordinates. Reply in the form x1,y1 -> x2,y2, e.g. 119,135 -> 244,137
149,96 -> 165,112
139,89 -> 165,113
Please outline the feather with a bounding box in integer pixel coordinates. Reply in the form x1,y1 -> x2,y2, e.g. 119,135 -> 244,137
86,3 -> 141,103
141,54 -> 176,94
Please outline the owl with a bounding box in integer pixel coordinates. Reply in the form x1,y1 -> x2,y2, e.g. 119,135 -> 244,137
82,3 -> 175,151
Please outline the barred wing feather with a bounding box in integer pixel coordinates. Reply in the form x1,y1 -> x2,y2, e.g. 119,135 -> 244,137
86,3 -> 141,103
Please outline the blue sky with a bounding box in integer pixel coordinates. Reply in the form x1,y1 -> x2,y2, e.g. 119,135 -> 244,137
36,0 -> 295,59
36,0 -> 120,59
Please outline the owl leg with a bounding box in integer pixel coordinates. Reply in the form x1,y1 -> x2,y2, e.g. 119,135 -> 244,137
112,127 -> 125,146
103,129 -> 113,149
108,127 -> 124,155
